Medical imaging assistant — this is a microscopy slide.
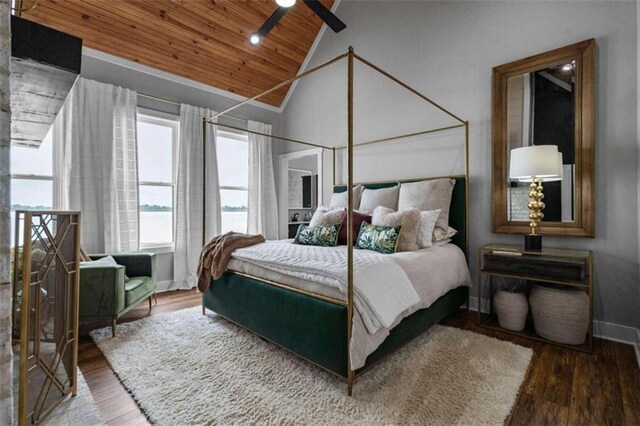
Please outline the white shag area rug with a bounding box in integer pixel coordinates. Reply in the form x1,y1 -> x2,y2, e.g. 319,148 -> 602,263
91,307 -> 532,425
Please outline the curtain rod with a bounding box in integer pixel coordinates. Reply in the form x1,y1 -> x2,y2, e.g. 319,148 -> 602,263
137,92 -> 247,124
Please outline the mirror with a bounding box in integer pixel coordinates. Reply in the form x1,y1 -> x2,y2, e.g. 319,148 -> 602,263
279,149 -> 323,239
288,167 -> 316,209
492,39 -> 595,237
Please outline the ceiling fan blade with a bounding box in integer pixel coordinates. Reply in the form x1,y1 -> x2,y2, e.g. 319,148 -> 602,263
302,0 -> 346,33
257,7 -> 288,36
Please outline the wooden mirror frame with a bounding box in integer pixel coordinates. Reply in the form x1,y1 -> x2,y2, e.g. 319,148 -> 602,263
492,39 -> 596,237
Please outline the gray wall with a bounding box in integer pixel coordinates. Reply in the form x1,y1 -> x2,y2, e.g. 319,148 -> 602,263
81,54 -> 283,285
0,0 -> 12,422
637,0 -> 640,297
281,1 -> 639,329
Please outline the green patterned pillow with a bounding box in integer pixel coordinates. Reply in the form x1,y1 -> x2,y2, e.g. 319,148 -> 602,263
356,222 -> 402,254
293,224 -> 341,247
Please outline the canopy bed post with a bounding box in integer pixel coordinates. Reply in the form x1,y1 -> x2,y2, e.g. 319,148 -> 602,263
332,147 -> 336,186
465,120 -> 470,259
346,46 -> 355,396
202,117 -> 208,247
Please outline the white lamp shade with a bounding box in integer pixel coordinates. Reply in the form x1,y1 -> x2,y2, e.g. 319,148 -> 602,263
509,145 -> 561,181
542,152 -> 564,182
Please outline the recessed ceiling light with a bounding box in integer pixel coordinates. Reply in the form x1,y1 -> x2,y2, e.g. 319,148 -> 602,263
276,0 -> 296,7
249,34 -> 261,45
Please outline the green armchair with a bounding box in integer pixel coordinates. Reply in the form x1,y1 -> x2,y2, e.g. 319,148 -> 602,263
79,253 -> 157,336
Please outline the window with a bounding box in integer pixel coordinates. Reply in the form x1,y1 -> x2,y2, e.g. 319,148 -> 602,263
217,130 -> 249,233
10,129 -> 54,245
137,111 -> 178,247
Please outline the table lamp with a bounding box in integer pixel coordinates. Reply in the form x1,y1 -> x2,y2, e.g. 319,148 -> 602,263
509,145 -> 563,251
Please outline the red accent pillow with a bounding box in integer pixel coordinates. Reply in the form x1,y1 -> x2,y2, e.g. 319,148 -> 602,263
338,210 -> 372,245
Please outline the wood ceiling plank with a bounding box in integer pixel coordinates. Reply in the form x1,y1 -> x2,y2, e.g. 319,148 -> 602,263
30,1 -> 294,84
26,13 -> 288,104
173,1 -> 314,58
30,2 -> 292,103
126,1 -> 305,71
189,0 -> 322,57
215,0 -> 331,36
22,0 -> 336,106
26,5 -> 289,94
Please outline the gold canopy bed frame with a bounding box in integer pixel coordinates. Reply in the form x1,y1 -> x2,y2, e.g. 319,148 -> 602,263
200,47 -> 469,395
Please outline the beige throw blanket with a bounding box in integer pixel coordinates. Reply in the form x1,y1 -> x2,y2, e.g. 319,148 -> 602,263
197,232 -> 265,293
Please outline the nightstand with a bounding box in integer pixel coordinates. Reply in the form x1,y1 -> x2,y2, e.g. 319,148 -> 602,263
477,244 -> 593,352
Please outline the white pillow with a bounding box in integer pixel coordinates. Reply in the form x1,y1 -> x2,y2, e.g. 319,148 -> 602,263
80,255 -> 118,267
398,179 -> 455,233
372,206 -> 420,252
309,206 -> 344,227
416,209 -> 441,248
359,185 -> 400,213
329,185 -> 364,209
433,226 -> 458,242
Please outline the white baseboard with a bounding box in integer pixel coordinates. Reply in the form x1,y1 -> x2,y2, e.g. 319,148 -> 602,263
635,329 -> 640,369
468,296 -> 640,364
593,320 -> 640,346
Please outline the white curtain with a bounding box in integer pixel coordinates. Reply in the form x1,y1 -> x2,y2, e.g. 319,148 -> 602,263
247,120 -> 278,240
53,78 -> 139,253
173,104 -> 221,289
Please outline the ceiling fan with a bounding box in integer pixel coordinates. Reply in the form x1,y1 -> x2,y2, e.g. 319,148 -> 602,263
249,0 -> 346,45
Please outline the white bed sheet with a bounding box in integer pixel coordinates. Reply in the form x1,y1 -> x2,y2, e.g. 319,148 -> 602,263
226,243 -> 471,369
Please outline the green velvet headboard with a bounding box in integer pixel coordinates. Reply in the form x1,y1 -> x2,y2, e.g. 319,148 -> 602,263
333,176 -> 467,257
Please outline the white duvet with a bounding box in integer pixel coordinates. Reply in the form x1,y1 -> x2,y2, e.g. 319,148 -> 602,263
231,241 -> 421,334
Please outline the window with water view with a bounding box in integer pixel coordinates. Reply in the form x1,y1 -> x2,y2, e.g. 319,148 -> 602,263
137,113 -> 177,247
217,130 -> 249,233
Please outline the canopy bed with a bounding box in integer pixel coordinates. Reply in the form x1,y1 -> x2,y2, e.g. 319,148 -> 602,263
200,47 -> 470,395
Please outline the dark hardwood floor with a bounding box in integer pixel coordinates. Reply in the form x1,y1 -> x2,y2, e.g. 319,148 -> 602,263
78,290 -> 640,425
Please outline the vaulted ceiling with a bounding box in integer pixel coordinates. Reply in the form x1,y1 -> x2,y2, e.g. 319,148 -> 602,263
22,0 -> 335,107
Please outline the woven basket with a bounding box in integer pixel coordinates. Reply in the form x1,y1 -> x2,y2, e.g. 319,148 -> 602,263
494,290 -> 528,331
529,284 -> 589,345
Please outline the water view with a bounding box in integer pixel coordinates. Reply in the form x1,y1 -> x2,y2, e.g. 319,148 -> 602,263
129,211 -> 249,243
11,208 -> 248,247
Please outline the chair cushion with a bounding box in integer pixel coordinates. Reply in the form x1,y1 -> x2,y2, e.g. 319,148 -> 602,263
124,276 -> 155,306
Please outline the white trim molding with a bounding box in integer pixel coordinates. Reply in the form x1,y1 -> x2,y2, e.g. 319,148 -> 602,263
469,296 -> 640,367
82,47 -> 280,113
635,329 -> 640,370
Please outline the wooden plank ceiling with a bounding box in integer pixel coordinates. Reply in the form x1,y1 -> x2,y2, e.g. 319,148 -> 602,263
23,0 -> 335,107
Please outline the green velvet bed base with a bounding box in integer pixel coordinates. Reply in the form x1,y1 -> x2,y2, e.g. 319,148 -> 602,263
203,273 -> 468,378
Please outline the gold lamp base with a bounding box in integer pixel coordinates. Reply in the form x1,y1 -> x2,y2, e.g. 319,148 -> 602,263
525,177 -> 545,251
